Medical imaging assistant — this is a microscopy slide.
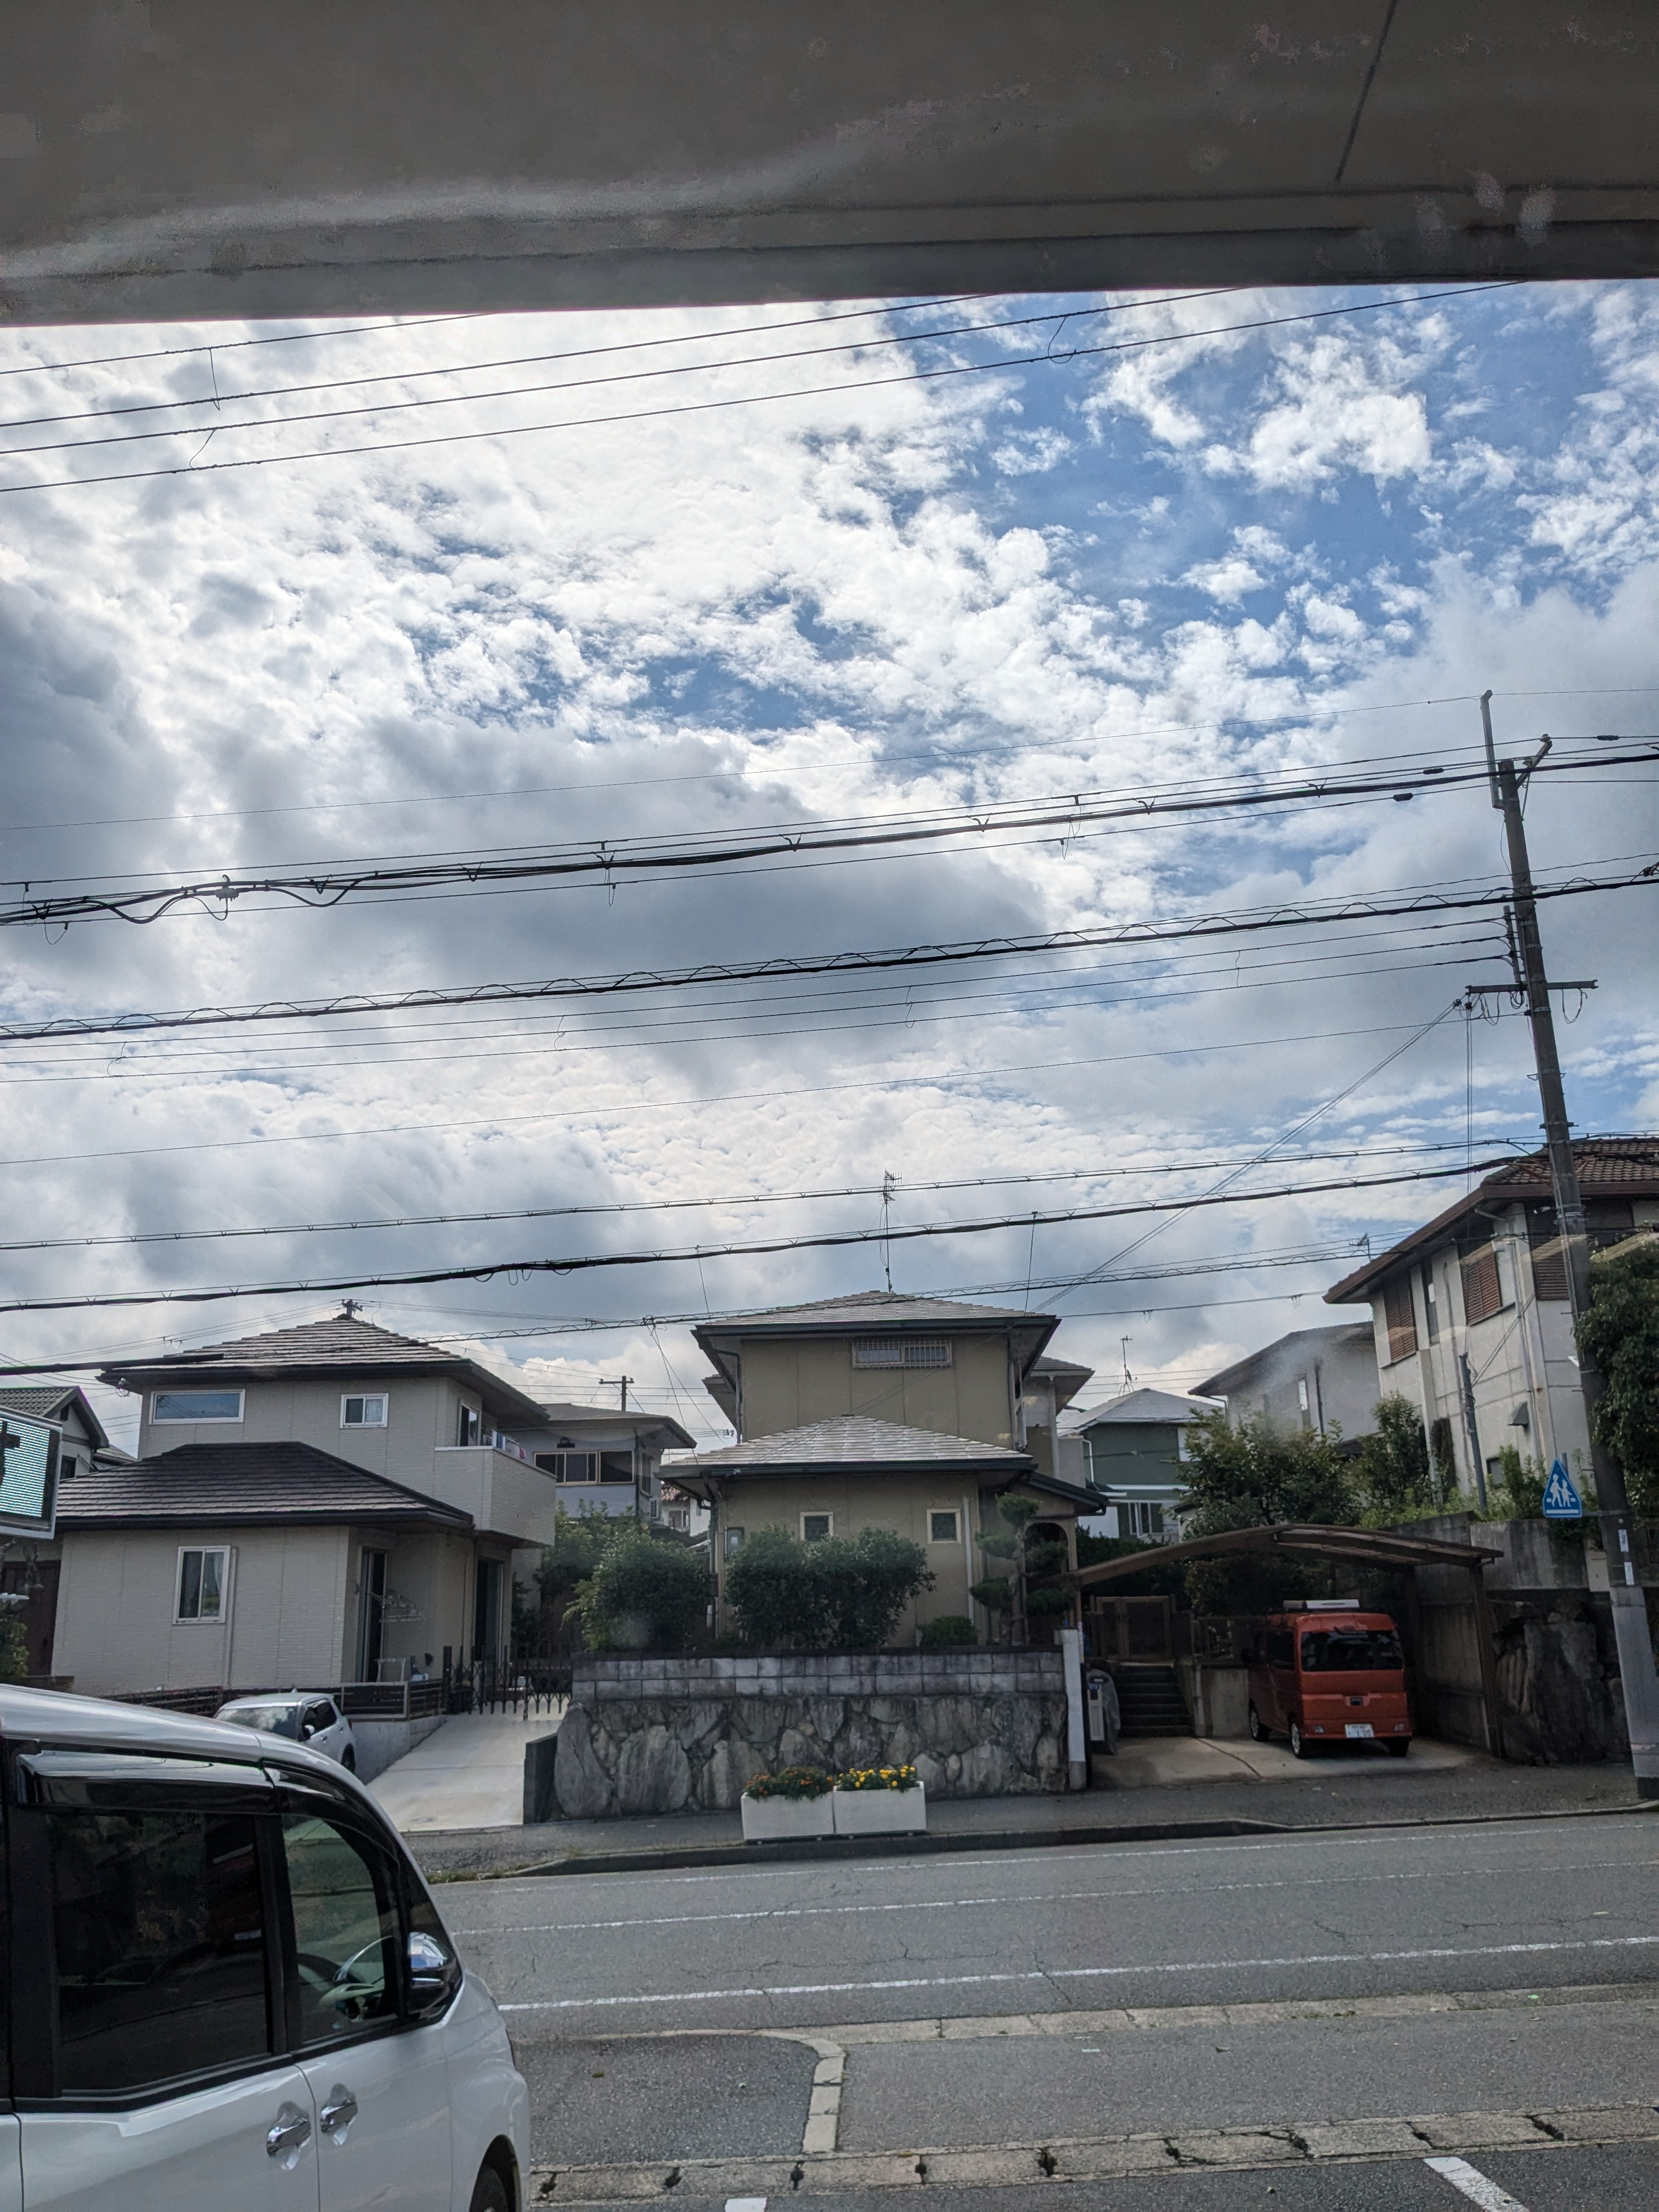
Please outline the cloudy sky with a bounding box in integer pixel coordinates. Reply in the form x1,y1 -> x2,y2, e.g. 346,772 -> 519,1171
0,278 -> 1655,1450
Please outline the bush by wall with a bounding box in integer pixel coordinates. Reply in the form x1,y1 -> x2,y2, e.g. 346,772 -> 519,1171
919,1614 -> 978,1648
569,1521 -> 711,1651
725,1525 -> 933,1650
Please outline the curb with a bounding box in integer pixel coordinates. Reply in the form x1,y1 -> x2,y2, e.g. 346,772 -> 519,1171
421,1793 -> 1655,1882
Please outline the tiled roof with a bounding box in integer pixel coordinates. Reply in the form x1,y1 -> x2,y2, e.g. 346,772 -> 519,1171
1068,1386 -> 1222,1429
54,1441 -> 473,1531
699,1290 -> 1056,1329
98,1314 -> 548,1424
1326,1139 -> 1659,1304
678,1414 -> 1034,1476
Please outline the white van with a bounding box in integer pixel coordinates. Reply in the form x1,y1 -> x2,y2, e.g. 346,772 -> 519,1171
0,1684 -> 528,2210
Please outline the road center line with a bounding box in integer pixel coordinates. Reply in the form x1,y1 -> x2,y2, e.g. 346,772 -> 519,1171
451,1857 -> 1652,1938
496,1930 -> 1659,2013
1425,2154 -> 1531,2209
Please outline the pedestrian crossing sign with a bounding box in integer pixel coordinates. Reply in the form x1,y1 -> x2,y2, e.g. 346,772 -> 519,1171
1541,1458 -> 1583,1520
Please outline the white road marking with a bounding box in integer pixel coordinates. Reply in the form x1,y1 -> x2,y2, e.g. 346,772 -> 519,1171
1425,2153 -> 1530,2209
450,1857 -> 1650,1938
496,1929 -> 1659,2013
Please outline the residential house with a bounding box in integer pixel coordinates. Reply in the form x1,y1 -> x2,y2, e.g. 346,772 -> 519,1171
1197,1324 -> 1381,1445
1323,1139 -> 1659,1499
677,1291 -> 1097,1641
1064,1386 -> 1223,1537
29,1313 -> 690,1700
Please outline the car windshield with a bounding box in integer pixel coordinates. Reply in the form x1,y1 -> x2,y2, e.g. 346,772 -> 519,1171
1300,1630 -> 1404,1673
218,1704 -> 303,1739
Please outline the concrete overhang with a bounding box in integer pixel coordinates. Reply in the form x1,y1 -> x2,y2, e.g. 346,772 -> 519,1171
1,4 -> 1655,326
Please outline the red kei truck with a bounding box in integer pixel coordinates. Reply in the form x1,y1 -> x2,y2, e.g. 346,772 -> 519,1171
1246,1599 -> 1412,1759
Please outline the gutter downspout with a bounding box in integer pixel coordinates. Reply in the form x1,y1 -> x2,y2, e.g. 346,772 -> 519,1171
1458,1351 -> 1488,1511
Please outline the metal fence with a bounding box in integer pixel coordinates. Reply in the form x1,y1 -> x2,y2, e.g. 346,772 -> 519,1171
442,1649 -> 571,1716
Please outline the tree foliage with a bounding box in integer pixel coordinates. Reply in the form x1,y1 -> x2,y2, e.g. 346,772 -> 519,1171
1177,1410 -> 1359,1613
725,1525 -> 934,1651
0,1606 -> 27,1684
1352,1394 -> 1441,1523
974,1494 -> 1070,1641
568,1521 -> 711,1652
1577,1234 -> 1659,1516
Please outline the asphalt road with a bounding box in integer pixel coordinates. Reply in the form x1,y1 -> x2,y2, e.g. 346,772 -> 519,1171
444,1811 -> 1659,2202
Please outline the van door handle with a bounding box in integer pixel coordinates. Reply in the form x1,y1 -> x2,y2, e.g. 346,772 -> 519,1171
267,2103 -> 313,2161
319,2086 -> 359,2135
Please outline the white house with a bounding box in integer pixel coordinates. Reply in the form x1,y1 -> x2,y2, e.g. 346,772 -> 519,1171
1323,1139 -> 1659,1500
1197,1324 -> 1381,1444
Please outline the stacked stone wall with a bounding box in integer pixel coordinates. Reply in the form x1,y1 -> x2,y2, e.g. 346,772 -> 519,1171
552,1651 -> 1068,1818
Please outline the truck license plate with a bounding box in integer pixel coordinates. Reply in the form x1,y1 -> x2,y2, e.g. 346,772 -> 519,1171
1345,1723 -> 1374,1738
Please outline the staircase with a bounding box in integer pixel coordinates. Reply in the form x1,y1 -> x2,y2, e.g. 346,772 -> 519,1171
1113,1663 -> 1193,1738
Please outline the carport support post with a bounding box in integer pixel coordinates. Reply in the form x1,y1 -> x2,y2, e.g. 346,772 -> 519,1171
1468,1561 -> 1505,1760
1060,1624 -> 1087,1791
1486,701 -> 1659,1798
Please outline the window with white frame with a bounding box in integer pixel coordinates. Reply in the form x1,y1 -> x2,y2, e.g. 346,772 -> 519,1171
928,1509 -> 960,1543
851,1339 -> 951,1368
341,1392 -> 388,1428
176,1547 -> 230,1622
1122,1502 -> 1165,1538
152,1389 -> 244,1424
801,1511 -> 833,1543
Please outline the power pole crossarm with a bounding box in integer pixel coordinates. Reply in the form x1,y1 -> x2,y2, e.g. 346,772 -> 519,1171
1486,714 -> 1659,1799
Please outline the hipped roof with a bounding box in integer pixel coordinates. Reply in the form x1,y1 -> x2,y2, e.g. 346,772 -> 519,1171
673,1413 -> 1035,1485
54,1441 -> 473,1533
693,1289 -> 1059,1394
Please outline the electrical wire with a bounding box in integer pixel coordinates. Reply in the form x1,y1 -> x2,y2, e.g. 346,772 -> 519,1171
0,1156 -> 1522,1318
0,283 -> 1513,498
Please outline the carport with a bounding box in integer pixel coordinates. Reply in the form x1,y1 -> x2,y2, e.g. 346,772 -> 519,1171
1069,1522 -> 1505,1756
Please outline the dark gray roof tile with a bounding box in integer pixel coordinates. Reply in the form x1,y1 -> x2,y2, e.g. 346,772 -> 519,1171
54,1441 -> 472,1531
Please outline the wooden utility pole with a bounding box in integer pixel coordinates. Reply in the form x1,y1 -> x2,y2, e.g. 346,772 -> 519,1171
1480,691 -> 1659,1798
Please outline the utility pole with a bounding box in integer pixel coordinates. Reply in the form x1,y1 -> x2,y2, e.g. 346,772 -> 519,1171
601,1375 -> 632,1412
1479,690 -> 1659,1798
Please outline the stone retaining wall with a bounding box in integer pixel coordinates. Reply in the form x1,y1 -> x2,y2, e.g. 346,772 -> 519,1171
552,1650 -> 1068,1818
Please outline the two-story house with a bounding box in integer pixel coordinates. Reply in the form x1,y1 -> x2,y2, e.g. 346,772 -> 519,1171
36,1313 -> 688,1700
1323,1139 -> 1659,1500
1197,1324 -> 1381,1444
1063,1386 -> 1224,1537
673,1291 -> 1096,1641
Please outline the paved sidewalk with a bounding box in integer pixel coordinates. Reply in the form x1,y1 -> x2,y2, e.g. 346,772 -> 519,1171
403,1739 -> 1649,1879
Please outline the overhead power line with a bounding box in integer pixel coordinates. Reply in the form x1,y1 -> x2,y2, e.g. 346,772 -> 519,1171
5,848 -> 1652,1043
0,1143 -> 1478,1256
0,283 -> 1511,498
0,1157 -> 1516,1318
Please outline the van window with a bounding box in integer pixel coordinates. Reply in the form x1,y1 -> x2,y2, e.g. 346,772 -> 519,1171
47,1809 -> 271,2095
1300,1628 -> 1404,1672
283,1812 -> 402,2045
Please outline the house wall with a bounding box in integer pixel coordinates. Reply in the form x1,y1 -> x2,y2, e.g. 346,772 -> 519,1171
1084,1420 -> 1182,1492
53,1525 -> 352,1695
348,1529 -> 479,1678
733,1334 -> 1015,1447
713,1473 -> 981,1635
135,1372 -> 456,1469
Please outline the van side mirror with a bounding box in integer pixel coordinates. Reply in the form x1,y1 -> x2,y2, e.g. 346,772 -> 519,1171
408,1928 -> 462,2018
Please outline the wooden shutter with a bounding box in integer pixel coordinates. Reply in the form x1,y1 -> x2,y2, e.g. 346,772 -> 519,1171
1460,1245 -> 1503,1324
1383,1275 -> 1418,1363
1527,1203 -> 1567,1302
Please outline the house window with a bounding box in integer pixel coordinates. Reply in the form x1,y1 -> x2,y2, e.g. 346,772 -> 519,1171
1123,1502 -> 1165,1537
851,1339 -> 951,1369
1460,1245 -> 1504,1325
929,1510 -> 960,1543
456,1401 -> 481,1447
1382,1276 -> 1418,1363
801,1512 -> 833,1543
152,1389 -> 243,1424
1421,1265 -> 1440,1342
60,1454 -> 77,1481
1297,1378 -> 1310,1418
341,1392 -> 387,1428
176,1547 -> 229,1623
723,1526 -> 746,1558
537,1449 -> 599,1483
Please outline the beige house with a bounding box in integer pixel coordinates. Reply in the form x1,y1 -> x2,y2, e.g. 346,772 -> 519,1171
27,1313 -> 690,1699
680,1292 -> 1096,1641
1325,1140 -> 1659,1502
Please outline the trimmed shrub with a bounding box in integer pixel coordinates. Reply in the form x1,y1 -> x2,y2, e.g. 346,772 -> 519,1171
726,1525 -> 934,1650
570,1521 -> 710,1651
918,1614 -> 978,1649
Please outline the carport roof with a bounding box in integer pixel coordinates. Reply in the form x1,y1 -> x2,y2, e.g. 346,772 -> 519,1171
54,1441 -> 474,1533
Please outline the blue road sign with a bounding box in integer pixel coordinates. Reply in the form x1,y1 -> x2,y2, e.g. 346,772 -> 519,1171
1542,1457 -> 1583,1520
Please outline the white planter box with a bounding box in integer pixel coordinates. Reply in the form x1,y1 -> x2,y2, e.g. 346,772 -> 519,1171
832,1784 -> 927,1836
741,1792 -> 834,1842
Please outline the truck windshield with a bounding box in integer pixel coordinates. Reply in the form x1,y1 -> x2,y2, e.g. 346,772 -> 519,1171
1300,1630 -> 1403,1672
